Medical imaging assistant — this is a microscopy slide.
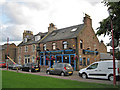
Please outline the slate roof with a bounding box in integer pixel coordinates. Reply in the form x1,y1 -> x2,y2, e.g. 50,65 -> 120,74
18,32 -> 47,46
100,53 -> 113,60
41,24 -> 84,43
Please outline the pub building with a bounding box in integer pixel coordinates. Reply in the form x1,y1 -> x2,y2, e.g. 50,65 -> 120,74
37,14 -> 107,70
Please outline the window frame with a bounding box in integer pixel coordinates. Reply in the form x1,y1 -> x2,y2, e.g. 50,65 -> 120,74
43,44 -> 46,51
63,41 -> 67,49
52,42 -> 56,50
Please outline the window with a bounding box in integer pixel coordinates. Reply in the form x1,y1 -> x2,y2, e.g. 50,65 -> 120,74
32,56 -> 35,63
35,36 -> 40,41
25,46 -> 28,52
83,57 -> 86,66
19,56 -> 21,64
52,43 -> 56,50
80,40 -> 83,49
87,63 -> 98,69
79,58 -> 82,65
24,38 -> 27,42
87,58 -> 90,65
19,47 -> 21,53
33,45 -> 35,52
43,44 -> 46,51
71,28 -> 77,32
24,56 -> 30,64
63,41 -> 67,49
25,58 -> 27,63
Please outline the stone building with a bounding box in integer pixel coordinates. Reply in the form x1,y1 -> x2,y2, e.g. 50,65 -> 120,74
17,30 -> 47,65
37,14 -> 107,70
0,43 -> 17,63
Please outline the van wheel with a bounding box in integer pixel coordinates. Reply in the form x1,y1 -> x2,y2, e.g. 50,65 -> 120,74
108,75 -> 113,81
60,72 -> 65,76
82,73 -> 87,79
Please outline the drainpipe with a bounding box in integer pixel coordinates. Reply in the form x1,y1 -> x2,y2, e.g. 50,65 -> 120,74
75,37 -> 79,71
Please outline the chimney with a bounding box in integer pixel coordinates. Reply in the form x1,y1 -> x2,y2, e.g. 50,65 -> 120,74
48,23 -> 57,33
83,14 -> 92,26
23,30 -> 33,40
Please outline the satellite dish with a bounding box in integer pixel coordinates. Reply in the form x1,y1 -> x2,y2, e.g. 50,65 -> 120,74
110,39 -> 118,48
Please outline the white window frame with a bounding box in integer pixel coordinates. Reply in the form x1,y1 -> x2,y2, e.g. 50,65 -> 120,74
43,44 -> 46,51
24,56 -> 30,64
63,41 -> 67,49
52,43 -> 56,50
25,46 -> 28,52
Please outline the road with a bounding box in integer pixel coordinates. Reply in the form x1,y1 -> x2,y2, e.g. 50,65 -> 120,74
1,68 -> 120,85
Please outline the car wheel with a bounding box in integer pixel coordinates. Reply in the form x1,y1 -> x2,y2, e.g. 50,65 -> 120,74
60,72 -> 65,76
46,71 -> 50,75
108,75 -> 113,81
82,73 -> 87,79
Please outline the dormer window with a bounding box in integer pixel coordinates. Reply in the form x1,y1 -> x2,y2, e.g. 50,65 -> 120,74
24,38 -> 27,42
35,35 -> 40,41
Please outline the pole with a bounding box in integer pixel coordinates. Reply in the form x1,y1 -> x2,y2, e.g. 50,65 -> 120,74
7,37 -> 9,70
110,18 -> 116,85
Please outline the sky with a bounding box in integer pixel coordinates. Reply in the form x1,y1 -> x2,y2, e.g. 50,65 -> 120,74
0,0 -> 112,51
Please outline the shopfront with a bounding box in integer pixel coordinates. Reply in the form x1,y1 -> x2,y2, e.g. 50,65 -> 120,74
39,49 -> 77,70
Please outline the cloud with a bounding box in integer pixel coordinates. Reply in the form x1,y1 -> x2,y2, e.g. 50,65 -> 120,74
1,25 -> 24,42
0,0 -> 109,48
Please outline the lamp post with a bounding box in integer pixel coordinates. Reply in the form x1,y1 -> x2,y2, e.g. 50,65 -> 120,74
108,8 -> 116,85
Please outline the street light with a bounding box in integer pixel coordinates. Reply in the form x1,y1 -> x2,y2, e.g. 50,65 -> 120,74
108,8 -> 116,85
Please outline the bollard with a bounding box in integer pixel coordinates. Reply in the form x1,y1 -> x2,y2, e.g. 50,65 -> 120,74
16,67 -> 18,73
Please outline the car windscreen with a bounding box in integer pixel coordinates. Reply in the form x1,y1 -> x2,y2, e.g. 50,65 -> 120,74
65,64 -> 72,69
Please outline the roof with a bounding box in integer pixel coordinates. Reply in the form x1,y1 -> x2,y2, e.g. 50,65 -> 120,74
100,53 -> 113,60
41,24 -> 84,43
18,32 -> 47,46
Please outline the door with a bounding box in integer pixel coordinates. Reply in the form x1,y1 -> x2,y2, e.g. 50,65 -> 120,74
86,63 -> 99,78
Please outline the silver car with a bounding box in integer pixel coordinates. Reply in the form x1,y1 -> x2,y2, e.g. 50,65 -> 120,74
46,63 -> 73,76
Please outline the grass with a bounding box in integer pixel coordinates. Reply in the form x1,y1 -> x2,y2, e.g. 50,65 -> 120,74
1,70 -> 119,88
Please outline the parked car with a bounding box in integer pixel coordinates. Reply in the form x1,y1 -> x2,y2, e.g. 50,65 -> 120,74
46,63 -> 73,76
8,64 -> 22,70
79,60 -> 120,81
21,63 -> 40,72
0,61 -> 6,68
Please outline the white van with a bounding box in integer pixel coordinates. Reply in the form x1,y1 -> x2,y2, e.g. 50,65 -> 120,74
79,60 -> 120,81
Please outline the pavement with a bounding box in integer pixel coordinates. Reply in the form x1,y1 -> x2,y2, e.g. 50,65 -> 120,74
1,68 -> 120,85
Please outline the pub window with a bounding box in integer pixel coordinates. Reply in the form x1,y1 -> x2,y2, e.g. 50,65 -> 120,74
80,40 -> 83,49
43,44 -> 46,51
87,58 -> 90,65
83,57 -> 86,66
52,43 -> 56,50
63,41 -> 67,49
79,58 -> 82,65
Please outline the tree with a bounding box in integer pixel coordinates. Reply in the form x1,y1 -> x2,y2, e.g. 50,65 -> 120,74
96,1 -> 120,42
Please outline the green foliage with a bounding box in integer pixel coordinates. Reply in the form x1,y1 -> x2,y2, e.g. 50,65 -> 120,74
115,51 -> 120,60
96,1 -> 120,41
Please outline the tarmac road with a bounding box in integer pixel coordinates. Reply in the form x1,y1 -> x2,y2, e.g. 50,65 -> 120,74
1,68 -> 120,85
